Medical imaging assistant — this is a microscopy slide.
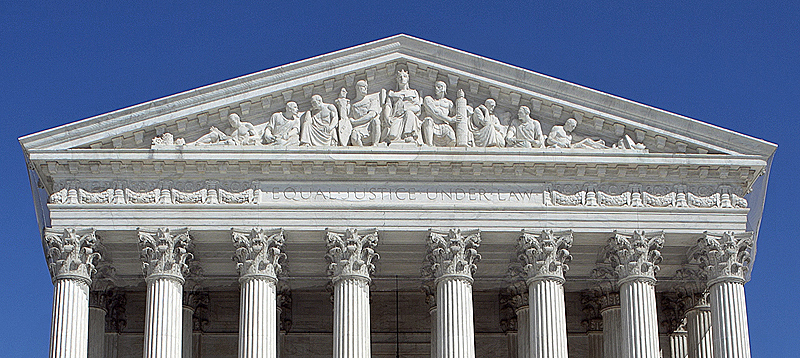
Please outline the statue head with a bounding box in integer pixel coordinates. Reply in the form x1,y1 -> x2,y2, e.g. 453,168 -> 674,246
310,94 -> 323,110
395,69 -> 409,86
565,118 -> 577,132
285,101 -> 298,116
434,81 -> 447,98
355,80 -> 368,96
339,87 -> 348,99
517,105 -> 531,120
228,113 -> 241,127
485,99 -> 496,113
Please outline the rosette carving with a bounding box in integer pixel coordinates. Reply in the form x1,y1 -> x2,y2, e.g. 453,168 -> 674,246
424,229 -> 481,279
232,228 -> 285,279
603,230 -> 664,282
44,228 -> 101,283
138,227 -> 192,280
325,228 -> 379,279
517,229 -> 573,282
690,231 -> 753,284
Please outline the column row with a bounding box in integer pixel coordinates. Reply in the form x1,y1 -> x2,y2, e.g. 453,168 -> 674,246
43,228 -> 754,358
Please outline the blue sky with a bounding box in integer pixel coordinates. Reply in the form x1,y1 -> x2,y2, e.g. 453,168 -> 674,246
2,1 -> 798,356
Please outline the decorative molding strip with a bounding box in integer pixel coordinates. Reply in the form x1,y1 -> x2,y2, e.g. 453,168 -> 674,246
544,184 -> 747,208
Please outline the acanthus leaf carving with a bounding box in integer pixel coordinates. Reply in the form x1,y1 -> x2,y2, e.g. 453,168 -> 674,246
689,231 -> 753,284
138,227 -> 193,280
44,227 -> 102,283
325,228 -> 379,279
603,230 -> 664,282
424,228 -> 481,279
232,228 -> 285,279
517,229 -> 573,282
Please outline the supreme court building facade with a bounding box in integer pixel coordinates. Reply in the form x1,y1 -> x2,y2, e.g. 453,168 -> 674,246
20,35 -> 775,358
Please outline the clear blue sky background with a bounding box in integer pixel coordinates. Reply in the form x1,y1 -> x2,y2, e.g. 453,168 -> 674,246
2,1 -> 797,356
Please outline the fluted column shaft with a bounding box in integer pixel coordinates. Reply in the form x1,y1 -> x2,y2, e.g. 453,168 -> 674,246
182,304 -> 193,358
709,280 -> 750,358
233,228 -> 286,358
143,276 -> 184,358
602,306 -> 622,358
437,275 -> 475,358
670,332 -> 688,358
685,305 -> 713,358
238,276 -> 278,358
332,276 -> 371,358
528,279 -> 567,358
430,307 -> 437,358
515,306 -> 530,358
50,278 -> 90,358
619,278 -> 660,358
88,303 -> 106,358
587,331 -> 603,358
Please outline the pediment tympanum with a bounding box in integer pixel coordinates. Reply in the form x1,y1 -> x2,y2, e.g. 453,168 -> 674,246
20,35 -> 775,234
21,35 -> 774,157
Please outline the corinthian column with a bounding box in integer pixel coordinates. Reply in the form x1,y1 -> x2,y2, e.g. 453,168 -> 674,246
517,229 -> 572,358
139,228 -> 193,358
232,228 -> 286,358
425,228 -> 480,358
326,228 -> 380,358
691,231 -> 754,358
604,230 -> 664,358
45,228 -> 101,358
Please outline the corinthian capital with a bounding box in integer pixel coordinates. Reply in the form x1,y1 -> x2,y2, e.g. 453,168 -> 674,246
690,231 -> 753,284
517,229 -> 573,282
325,228 -> 379,280
424,228 -> 481,279
44,228 -> 101,283
138,227 -> 192,280
604,230 -> 664,283
232,228 -> 285,280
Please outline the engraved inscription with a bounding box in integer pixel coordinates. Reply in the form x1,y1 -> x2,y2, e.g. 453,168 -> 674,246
258,182 -> 542,205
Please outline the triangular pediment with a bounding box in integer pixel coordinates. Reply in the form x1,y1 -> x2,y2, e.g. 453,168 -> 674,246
19,34 -> 775,158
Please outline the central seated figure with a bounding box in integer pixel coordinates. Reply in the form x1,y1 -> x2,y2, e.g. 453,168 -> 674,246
382,68 -> 422,144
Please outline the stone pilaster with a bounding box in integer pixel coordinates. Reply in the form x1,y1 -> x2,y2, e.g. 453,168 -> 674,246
425,228 -> 480,358
509,283 -> 530,358
517,229 -> 571,358
662,293 -> 688,358
691,231 -> 753,358
104,290 -> 126,358
422,282 -> 437,358
233,228 -> 285,358
88,291 -> 107,358
277,283 -> 292,358
580,289 -> 604,358
45,227 -> 101,358
604,230 -> 664,358
139,227 -> 192,358
326,228 -> 379,358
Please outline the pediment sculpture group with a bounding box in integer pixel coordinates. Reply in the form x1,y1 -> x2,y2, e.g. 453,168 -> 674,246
153,68 -> 646,151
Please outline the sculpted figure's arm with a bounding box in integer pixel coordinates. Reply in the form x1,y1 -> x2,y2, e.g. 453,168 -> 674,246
547,126 -> 571,148
422,97 -> 455,125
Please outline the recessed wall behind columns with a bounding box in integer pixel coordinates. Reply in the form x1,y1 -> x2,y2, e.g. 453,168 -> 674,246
104,289 -> 686,358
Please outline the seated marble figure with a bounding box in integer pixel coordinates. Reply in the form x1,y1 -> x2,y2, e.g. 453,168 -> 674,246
300,94 -> 339,146
337,80 -> 384,146
382,68 -> 422,144
190,113 -> 261,146
421,81 -> 458,147
547,118 -> 607,149
471,98 -> 506,147
506,105 -> 545,148
263,101 -> 301,146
